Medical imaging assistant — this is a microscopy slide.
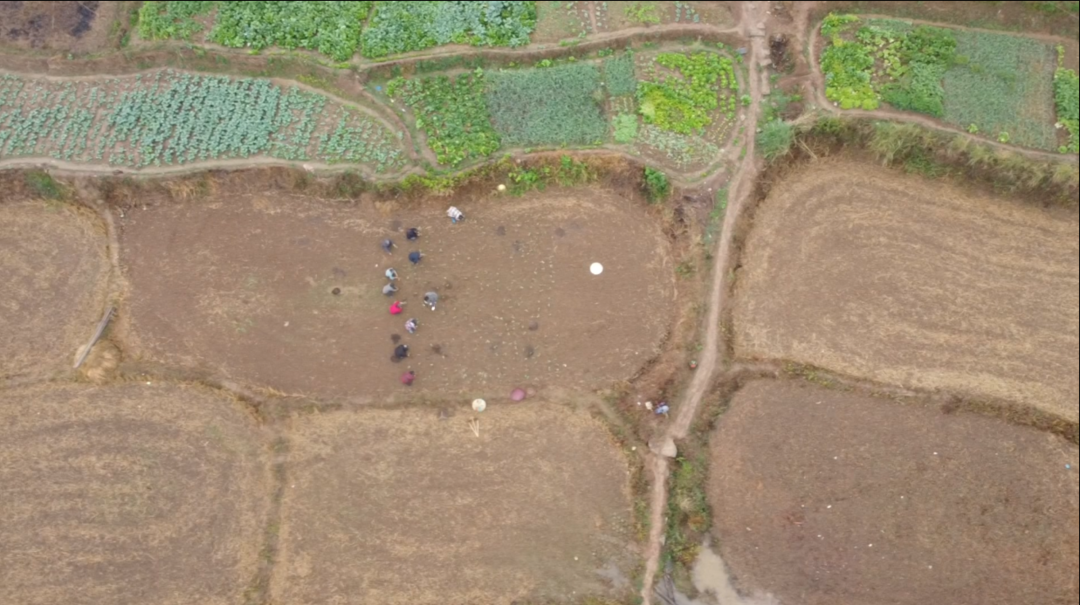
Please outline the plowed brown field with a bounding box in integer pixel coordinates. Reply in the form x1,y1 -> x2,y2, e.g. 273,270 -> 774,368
272,404 -> 636,605
0,383 -> 271,605
733,160 -> 1079,421
0,198 -> 110,379
119,181 -> 675,402
709,380 -> 1079,605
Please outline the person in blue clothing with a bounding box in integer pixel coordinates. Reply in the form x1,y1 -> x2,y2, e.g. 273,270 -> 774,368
409,251 -> 423,265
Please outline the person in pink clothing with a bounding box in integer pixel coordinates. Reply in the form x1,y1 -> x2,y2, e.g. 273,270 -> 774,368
390,301 -> 404,315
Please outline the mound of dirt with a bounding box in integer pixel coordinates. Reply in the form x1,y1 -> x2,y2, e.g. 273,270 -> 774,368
709,380 -> 1079,605
0,383 -> 271,605
272,404 -> 636,604
733,159 -> 1079,422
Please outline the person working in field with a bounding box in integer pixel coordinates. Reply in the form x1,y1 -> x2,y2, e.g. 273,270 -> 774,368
382,283 -> 397,296
423,291 -> 438,311
406,227 -> 420,241
446,206 -> 464,223
405,318 -> 418,334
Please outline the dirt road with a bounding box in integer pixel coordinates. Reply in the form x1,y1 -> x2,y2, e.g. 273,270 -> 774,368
638,1 -> 769,602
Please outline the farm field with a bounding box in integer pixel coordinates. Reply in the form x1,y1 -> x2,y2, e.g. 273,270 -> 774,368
117,169 -> 676,401
818,14 -> 1075,151
377,47 -> 742,173
732,160 -> 1079,422
708,380 -> 1079,605
0,70 -> 407,172
0,382 -> 272,605
273,404 -> 636,604
0,176 -> 110,379
533,1 -> 735,43
1,2 -> 1078,604
134,1 -> 538,60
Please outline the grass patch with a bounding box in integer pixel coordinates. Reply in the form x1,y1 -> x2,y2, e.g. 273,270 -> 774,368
757,120 -> 793,159
387,69 -> 500,167
663,453 -> 712,571
643,166 -> 670,202
507,155 -> 596,195
486,62 -> 608,147
24,171 -> 66,200
361,1 -> 537,59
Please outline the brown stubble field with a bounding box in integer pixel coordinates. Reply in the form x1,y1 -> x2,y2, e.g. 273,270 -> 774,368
0,188 -> 110,381
708,380 -> 1079,605
272,404 -> 638,605
732,159 -> 1080,423
117,175 -> 676,402
0,382 -> 272,605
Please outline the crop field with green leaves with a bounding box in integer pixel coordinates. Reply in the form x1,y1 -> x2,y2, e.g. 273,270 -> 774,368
819,14 -> 1064,151
1055,48 -> 1080,153
362,1 -> 537,58
137,1 -> 536,61
0,70 -> 406,171
486,61 -> 609,147
386,69 -> 501,167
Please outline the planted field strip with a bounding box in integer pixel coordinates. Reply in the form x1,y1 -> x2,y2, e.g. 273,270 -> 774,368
0,70 -> 407,171
382,48 -> 741,173
819,15 -> 1065,151
709,380 -> 1079,605
733,161 -> 1079,422
0,383 -> 271,605
139,1 -> 537,61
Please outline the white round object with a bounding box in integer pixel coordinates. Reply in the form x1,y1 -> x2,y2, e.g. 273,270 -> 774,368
497,184 -> 507,192
590,262 -> 604,275
472,399 -> 487,413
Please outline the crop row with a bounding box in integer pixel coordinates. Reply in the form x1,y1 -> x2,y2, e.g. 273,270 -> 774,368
0,70 -> 406,171
819,14 -> 1065,152
138,1 -> 537,62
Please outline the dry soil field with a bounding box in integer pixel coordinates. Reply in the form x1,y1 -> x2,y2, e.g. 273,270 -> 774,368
273,404 -> 637,605
733,160 -> 1080,422
118,175 -> 676,402
0,193 -> 110,380
0,1 -> 118,53
0,382 -> 271,605
708,380 -> 1080,605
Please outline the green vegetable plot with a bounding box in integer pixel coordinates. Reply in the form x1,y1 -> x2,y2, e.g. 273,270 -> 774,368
486,62 -> 608,147
210,1 -> 373,61
0,71 -> 406,171
637,52 -> 737,135
361,1 -> 537,59
138,1 -> 216,41
820,14 -> 1060,150
1054,49 -> 1079,154
387,70 -> 501,166
942,30 -> 1058,151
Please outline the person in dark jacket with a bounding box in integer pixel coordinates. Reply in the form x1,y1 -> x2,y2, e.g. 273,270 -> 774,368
405,227 -> 420,241
409,251 -> 423,265
394,344 -> 409,360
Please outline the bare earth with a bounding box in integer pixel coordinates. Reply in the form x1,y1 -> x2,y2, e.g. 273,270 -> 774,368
709,380 -> 1080,605
0,383 -> 271,605
0,1 -> 118,53
272,404 -> 636,605
733,160 -> 1080,421
118,183 -> 675,402
0,199 -> 110,379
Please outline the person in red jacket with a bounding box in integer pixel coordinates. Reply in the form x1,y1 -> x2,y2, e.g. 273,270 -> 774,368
390,300 -> 404,315
401,370 -> 415,386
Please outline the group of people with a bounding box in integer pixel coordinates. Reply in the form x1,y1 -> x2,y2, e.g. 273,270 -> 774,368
381,207 -> 465,387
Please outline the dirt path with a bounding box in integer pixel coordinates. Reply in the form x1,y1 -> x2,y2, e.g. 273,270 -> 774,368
638,2 -> 768,602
